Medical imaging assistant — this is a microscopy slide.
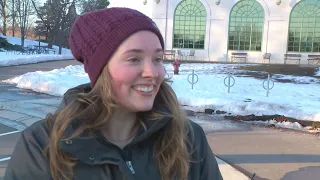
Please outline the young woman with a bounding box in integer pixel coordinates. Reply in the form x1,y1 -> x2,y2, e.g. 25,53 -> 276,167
5,7 -> 223,180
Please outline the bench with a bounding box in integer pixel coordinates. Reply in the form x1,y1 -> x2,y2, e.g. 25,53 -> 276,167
307,55 -> 320,65
263,53 -> 271,63
231,52 -> 247,63
47,49 -> 56,54
163,50 -> 175,60
284,54 -> 301,65
187,49 -> 195,61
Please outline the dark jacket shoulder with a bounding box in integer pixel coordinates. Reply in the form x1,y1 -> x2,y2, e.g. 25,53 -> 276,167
22,119 -> 50,146
4,120 -> 52,180
56,83 -> 91,112
187,120 -> 223,180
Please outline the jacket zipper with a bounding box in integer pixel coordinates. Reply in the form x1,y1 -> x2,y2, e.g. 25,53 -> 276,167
97,131 -> 136,175
124,147 -> 135,174
126,161 -> 135,174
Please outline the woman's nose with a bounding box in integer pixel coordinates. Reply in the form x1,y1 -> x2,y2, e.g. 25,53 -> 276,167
141,60 -> 159,78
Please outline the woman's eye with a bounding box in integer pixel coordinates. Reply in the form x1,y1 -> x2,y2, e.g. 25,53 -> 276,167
154,57 -> 163,63
128,58 -> 140,63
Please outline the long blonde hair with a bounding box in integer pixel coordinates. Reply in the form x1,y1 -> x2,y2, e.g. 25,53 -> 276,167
45,66 -> 191,180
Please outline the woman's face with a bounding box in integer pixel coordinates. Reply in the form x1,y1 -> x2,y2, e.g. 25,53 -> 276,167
107,31 -> 165,112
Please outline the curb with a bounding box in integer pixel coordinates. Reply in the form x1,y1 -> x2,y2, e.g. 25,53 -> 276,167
215,156 -> 250,180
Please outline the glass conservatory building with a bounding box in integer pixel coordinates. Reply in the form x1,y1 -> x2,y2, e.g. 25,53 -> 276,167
151,0 -> 320,64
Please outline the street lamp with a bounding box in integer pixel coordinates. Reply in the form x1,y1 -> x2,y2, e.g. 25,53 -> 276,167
276,0 -> 281,5
215,0 -> 221,5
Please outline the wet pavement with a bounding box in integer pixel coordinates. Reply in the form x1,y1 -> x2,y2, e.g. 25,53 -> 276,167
205,120 -> 320,180
176,113 -> 320,180
188,114 -> 252,133
0,83 -> 61,128
282,166 -> 320,180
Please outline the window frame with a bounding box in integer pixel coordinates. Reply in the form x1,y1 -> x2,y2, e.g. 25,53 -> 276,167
228,0 -> 265,52
172,0 -> 207,50
287,0 -> 320,53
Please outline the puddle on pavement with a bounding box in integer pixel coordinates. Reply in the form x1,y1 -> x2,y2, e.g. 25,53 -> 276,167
188,113 -> 252,132
281,166 -> 320,180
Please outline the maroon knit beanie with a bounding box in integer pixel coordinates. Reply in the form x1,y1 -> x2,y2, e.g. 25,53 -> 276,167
69,7 -> 164,86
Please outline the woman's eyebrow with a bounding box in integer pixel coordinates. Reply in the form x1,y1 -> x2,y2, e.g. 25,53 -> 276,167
122,49 -> 144,55
122,48 -> 163,55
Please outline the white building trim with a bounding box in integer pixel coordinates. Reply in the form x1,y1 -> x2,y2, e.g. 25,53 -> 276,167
152,0 -> 317,64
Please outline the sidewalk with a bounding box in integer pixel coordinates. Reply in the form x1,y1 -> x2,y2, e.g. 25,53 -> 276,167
188,113 -> 320,180
216,157 -> 250,180
206,120 -> 320,180
0,60 -> 249,180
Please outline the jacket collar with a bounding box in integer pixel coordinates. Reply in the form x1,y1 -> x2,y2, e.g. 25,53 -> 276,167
59,108 -> 172,165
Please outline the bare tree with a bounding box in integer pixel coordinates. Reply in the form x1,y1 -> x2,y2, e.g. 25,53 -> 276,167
3,0 -> 18,37
33,0 -> 53,44
15,0 -> 32,47
0,0 -> 8,35
12,0 -> 15,36
32,0 -> 78,53
24,23 -> 34,38
55,0 -> 77,54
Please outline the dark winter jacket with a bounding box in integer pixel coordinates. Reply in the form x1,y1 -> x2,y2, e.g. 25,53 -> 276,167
4,83 -> 223,180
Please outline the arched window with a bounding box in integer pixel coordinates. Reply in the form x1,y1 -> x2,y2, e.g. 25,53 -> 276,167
288,0 -> 320,52
228,0 -> 264,51
173,0 -> 206,49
